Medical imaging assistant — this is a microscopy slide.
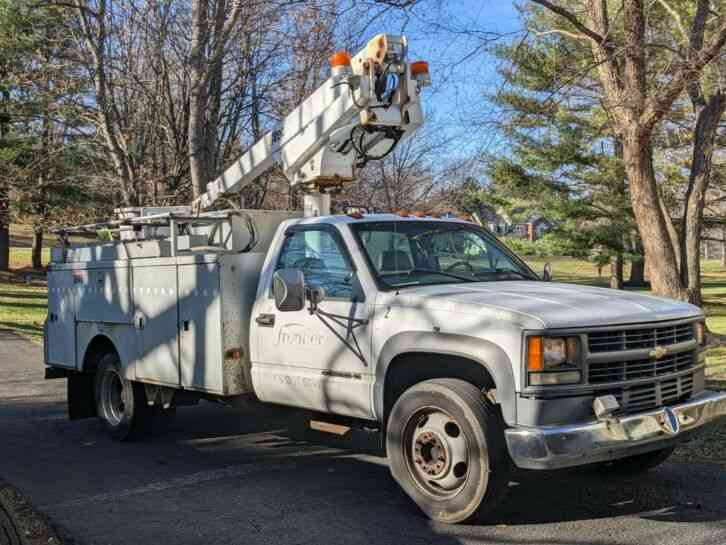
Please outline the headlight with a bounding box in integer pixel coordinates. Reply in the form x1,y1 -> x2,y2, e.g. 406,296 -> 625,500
695,321 -> 707,347
527,335 -> 581,385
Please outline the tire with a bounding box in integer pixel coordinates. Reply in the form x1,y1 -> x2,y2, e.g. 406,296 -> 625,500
95,353 -> 154,441
599,445 -> 675,474
386,378 -> 511,524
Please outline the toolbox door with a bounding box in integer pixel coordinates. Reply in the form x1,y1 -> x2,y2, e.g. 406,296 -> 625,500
46,269 -> 77,367
178,263 -> 223,392
133,265 -> 180,385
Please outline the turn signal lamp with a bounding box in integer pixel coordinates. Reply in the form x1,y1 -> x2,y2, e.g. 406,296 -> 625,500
527,336 -> 544,372
695,321 -> 707,346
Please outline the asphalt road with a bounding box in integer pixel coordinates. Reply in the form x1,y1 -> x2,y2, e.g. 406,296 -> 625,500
1,330 -> 726,545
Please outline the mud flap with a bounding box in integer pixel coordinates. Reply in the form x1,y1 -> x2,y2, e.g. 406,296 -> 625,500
67,373 -> 97,420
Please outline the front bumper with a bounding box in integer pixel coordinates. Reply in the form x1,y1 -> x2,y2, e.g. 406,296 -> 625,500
505,390 -> 726,470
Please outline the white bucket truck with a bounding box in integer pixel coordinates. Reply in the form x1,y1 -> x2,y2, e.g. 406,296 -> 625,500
44,34 -> 726,523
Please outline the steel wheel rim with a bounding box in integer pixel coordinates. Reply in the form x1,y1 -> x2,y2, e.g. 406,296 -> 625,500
403,406 -> 470,498
101,369 -> 125,426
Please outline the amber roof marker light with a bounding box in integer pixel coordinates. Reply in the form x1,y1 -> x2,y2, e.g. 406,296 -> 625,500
330,51 -> 352,76
410,61 -> 431,87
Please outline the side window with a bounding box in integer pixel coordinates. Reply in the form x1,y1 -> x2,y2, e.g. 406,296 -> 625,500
277,229 -> 355,300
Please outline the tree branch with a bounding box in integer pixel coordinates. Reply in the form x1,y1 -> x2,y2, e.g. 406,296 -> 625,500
530,0 -> 604,43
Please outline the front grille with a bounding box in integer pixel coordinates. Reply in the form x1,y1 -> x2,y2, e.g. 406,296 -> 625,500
606,374 -> 694,414
588,322 -> 694,353
588,350 -> 696,384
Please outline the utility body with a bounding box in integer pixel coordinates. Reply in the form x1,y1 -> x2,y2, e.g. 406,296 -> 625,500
44,34 -> 726,524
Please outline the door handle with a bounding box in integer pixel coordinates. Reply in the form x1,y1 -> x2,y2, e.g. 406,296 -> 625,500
255,314 -> 275,327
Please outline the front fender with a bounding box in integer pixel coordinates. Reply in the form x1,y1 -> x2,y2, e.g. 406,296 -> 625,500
374,331 -> 517,425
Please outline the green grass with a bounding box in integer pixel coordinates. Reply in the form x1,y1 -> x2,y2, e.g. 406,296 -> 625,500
8,247 -> 51,270
0,280 -> 47,343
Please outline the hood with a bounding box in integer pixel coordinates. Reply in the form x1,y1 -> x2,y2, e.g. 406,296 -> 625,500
391,281 -> 702,329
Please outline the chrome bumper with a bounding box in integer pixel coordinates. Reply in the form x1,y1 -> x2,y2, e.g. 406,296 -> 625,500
505,390 -> 726,470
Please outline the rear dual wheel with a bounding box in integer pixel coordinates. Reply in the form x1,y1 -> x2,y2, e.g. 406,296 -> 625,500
95,353 -> 175,440
387,379 -> 511,524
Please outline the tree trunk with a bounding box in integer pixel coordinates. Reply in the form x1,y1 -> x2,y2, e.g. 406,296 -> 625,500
0,225 -> 8,271
189,0 -> 209,200
31,226 -> 43,270
0,188 -> 7,271
610,254 -> 623,289
622,128 -> 684,300
680,92 -> 726,306
629,257 -> 645,286
722,226 -> 726,267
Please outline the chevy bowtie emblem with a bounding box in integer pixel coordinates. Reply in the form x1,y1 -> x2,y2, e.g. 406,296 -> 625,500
650,346 -> 668,360
661,407 -> 681,435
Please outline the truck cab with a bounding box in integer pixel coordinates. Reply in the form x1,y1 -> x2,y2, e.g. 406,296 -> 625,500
250,212 -> 726,522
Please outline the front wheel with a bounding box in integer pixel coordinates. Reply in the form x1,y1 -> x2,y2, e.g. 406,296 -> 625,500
386,379 -> 511,524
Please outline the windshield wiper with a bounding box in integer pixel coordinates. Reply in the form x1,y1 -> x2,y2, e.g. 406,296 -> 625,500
472,269 -> 536,281
496,270 -> 535,280
380,268 -> 476,282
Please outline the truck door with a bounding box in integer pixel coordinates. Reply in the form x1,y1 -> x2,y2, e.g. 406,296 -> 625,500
251,225 -> 374,419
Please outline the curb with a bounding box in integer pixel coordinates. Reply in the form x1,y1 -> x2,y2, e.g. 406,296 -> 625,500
0,482 -> 63,545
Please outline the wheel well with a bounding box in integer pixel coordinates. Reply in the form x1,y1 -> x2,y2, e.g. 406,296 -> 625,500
82,335 -> 118,373
383,353 -> 496,418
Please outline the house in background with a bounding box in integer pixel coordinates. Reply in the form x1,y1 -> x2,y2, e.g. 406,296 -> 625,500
491,211 -> 553,242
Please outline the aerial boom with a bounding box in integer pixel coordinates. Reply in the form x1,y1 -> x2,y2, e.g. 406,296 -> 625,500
196,34 -> 429,213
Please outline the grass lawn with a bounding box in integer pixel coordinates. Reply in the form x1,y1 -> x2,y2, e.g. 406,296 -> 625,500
0,277 -> 48,344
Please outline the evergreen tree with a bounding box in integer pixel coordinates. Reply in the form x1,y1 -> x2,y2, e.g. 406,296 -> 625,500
482,6 -> 643,287
0,0 -> 104,269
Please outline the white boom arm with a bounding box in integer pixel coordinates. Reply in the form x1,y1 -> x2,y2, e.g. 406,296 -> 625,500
196,34 -> 429,212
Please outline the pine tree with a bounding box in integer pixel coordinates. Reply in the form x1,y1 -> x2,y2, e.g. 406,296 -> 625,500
484,14 -> 641,288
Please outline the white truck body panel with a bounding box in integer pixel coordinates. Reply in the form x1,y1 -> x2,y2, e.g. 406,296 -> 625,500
46,210 -> 298,396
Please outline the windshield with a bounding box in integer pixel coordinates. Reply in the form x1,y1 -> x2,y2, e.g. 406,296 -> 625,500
352,221 -> 538,289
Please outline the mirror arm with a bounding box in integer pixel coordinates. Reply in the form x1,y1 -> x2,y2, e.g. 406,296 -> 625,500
312,306 -> 369,366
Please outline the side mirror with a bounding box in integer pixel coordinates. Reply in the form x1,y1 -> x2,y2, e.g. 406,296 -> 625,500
542,262 -> 552,282
273,269 -> 306,312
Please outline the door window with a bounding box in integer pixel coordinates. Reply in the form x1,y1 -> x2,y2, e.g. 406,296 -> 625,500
277,229 -> 355,300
